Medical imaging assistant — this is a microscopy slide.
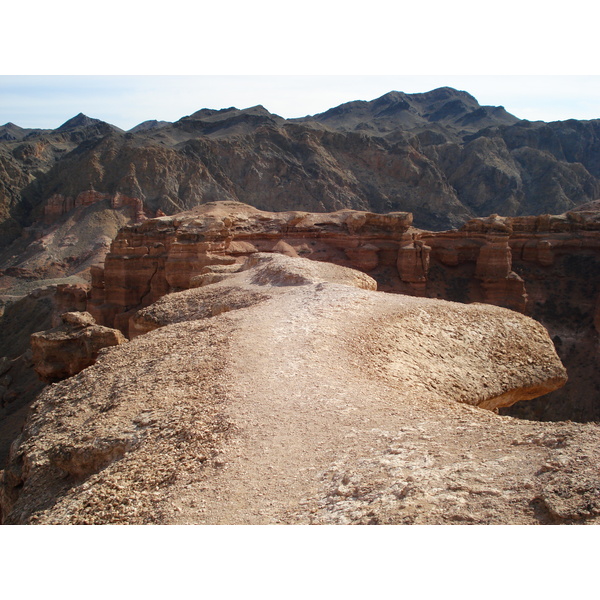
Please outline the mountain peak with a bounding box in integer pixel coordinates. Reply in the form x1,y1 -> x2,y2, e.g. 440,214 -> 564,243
128,119 -> 171,134
421,86 -> 478,102
373,91 -> 406,103
57,113 -> 105,131
189,105 -> 276,121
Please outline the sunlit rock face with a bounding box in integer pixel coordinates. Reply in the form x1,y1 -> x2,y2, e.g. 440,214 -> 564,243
87,202 -> 414,334
1,253 -> 580,526
85,201 -> 600,421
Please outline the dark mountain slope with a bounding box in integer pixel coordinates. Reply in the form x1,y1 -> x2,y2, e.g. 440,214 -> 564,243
295,87 -> 520,138
0,88 -> 599,249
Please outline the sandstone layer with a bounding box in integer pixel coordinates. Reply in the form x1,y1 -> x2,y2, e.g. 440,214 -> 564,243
0,199 -> 598,476
88,201 -> 413,335
89,200 -> 600,421
3,254 -> 593,526
30,311 -> 126,383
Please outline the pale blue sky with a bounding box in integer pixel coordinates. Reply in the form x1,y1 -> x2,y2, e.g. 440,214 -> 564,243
2,1 -> 599,130
1,75 -> 599,131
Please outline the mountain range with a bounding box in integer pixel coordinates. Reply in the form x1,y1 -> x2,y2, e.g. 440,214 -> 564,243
1,86 -> 599,252
0,87 -> 599,429
1,88 -> 600,523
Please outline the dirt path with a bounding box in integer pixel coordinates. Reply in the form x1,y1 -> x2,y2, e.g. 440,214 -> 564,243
166,281 -> 599,525
169,284 -> 387,523
5,254 -> 599,525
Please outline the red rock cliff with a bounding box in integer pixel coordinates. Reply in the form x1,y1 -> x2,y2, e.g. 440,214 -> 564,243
88,201 -> 414,333
43,190 -> 148,225
89,201 -> 600,421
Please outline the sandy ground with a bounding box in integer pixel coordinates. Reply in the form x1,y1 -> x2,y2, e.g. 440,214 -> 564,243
163,282 -> 597,525
2,255 -> 598,525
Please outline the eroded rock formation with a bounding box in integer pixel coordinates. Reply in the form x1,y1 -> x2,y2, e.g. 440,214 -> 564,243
0,198 -> 598,487
4,253 -> 593,526
30,311 -> 126,383
89,201 -> 600,330
87,201 -> 413,334
43,190 -> 147,225
422,207 -> 600,420
0,283 -> 90,467
84,200 -> 600,421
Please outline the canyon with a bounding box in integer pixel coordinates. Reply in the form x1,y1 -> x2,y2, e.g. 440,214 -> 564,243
87,200 -> 600,422
0,88 -> 599,524
5,252 -> 600,525
0,202 -> 599,524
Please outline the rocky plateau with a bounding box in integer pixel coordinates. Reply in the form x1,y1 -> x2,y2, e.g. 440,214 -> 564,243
1,88 -> 599,524
5,252 -> 600,525
86,200 -> 600,423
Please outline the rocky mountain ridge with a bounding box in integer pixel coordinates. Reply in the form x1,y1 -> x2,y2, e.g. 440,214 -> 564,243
1,87 -> 599,253
293,87 -> 521,136
6,252 -> 599,526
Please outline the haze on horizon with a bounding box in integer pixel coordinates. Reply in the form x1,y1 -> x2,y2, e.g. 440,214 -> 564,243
1,75 -> 599,132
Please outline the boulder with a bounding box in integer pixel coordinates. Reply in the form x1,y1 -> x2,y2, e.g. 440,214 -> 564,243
30,312 -> 126,383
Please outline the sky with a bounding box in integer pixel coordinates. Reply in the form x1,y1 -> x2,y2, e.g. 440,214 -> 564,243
2,75 -> 600,130
2,0 -> 600,130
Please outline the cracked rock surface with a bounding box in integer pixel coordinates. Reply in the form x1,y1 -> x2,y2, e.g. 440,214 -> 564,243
2,254 -> 597,525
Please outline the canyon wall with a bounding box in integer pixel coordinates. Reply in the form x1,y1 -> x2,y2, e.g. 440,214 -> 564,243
0,283 -> 89,465
88,201 -> 600,421
43,190 -> 147,225
423,207 -> 600,420
3,253 -> 587,526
